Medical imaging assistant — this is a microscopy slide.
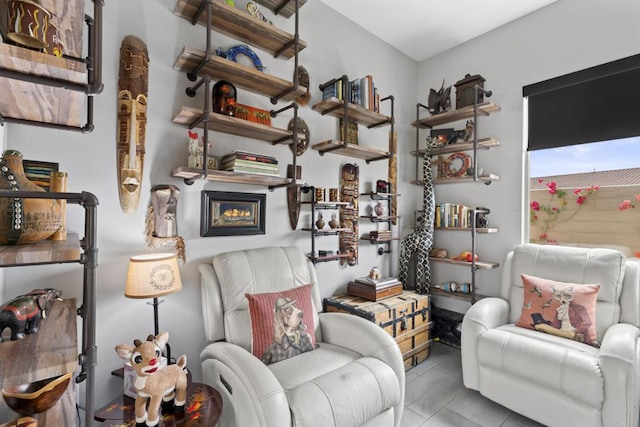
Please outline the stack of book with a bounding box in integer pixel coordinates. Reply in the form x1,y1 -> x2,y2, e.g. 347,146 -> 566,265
347,276 -> 403,301
322,75 -> 380,112
221,151 -> 279,177
369,230 -> 391,242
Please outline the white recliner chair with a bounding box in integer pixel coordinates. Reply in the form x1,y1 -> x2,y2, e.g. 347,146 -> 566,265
462,243 -> 640,427
198,246 -> 405,427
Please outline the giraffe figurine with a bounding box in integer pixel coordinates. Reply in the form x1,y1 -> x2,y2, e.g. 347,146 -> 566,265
399,136 -> 441,293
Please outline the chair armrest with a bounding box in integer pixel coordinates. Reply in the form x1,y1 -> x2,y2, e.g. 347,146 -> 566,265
319,311 -> 405,424
201,341 -> 290,427
599,323 -> 640,426
461,297 -> 510,390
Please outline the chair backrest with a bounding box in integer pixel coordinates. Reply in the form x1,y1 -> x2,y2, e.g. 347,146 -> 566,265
501,243 -> 640,343
199,246 -> 321,352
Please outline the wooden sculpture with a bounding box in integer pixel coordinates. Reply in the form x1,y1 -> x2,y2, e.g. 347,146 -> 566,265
388,131 -> 398,225
117,35 -> 149,214
340,163 -> 359,267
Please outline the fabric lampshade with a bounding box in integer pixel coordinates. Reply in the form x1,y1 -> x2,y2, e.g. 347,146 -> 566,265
125,253 -> 182,299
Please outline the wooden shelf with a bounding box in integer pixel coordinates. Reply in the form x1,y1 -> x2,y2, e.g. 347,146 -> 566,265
307,253 -> 349,263
362,237 -> 400,244
428,256 -> 499,269
0,299 -> 77,388
312,140 -> 390,161
412,138 -> 501,157
412,102 -> 501,128
174,0 -> 307,59
430,288 -> 487,303
0,43 -> 87,127
312,98 -> 391,128
413,173 -> 500,185
173,106 -> 297,144
171,166 -> 295,186
253,0 -> 308,18
361,192 -> 400,199
302,227 -> 352,235
174,46 -> 306,102
435,227 -> 499,233
301,201 -> 350,208
0,233 -> 81,267
360,215 -> 400,223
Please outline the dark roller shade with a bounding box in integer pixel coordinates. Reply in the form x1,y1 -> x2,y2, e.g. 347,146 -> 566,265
524,54 -> 640,151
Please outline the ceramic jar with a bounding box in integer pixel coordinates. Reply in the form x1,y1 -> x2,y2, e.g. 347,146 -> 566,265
0,150 -> 63,245
315,212 -> 325,229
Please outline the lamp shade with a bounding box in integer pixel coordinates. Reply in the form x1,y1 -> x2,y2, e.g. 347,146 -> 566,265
125,253 -> 182,299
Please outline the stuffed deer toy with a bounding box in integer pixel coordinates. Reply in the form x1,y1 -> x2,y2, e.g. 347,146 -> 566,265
115,331 -> 188,426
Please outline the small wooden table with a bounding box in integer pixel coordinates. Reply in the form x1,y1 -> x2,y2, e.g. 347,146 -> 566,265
94,381 -> 222,426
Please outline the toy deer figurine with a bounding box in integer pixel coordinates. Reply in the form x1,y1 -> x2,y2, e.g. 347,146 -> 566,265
115,331 -> 188,427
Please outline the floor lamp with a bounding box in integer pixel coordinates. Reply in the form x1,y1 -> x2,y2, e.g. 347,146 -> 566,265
125,253 -> 183,364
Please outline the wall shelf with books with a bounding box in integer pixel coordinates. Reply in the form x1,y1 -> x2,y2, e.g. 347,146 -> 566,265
311,76 -> 394,163
171,0 -> 305,186
410,86 -> 500,307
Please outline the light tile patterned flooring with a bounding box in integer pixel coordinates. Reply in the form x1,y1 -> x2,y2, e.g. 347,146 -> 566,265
401,342 -> 545,427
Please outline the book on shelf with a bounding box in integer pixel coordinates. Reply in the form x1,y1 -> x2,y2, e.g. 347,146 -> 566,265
221,165 -> 280,177
435,202 -> 477,228
321,75 -> 380,112
348,281 -> 403,301
221,150 -> 278,165
354,276 -> 400,287
221,158 -> 279,172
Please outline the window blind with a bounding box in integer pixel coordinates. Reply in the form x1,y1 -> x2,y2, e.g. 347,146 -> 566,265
524,54 -> 640,151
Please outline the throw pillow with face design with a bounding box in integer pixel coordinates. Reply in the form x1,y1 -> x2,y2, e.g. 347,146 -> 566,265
246,284 -> 317,364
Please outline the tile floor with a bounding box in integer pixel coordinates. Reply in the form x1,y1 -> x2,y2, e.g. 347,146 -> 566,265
401,342 -> 545,427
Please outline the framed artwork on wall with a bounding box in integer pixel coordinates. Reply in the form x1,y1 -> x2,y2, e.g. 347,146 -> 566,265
201,190 -> 266,237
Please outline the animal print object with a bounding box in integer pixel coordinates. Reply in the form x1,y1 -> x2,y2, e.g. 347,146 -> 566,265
398,137 -> 441,293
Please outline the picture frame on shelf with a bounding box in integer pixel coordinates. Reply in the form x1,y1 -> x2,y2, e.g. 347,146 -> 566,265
201,191 -> 266,237
23,159 -> 59,191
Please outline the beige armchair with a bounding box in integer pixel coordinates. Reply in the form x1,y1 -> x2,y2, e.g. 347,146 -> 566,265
198,247 -> 405,427
462,243 -> 640,427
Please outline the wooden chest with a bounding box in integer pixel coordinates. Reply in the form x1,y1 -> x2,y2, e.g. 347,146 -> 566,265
323,291 -> 431,370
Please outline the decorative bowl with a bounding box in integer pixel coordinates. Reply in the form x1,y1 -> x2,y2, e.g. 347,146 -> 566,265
2,372 -> 72,416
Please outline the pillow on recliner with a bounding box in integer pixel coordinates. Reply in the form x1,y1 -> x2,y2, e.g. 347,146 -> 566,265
515,274 -> 601,347
246,284 -> 317,365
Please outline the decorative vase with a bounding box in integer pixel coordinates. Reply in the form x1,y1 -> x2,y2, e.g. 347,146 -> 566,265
315,212 -> 325,229
212,80 -> 237,116
0,150 -> 63,245
328,213 -> 339,229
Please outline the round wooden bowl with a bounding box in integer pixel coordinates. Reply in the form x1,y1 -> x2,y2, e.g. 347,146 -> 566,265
1,372 -> 72,416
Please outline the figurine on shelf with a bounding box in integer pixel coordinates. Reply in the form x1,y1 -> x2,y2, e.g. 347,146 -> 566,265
315,212 -> 325,229
427,80 -> 451,115
0,289 -> 62,342
374,202 -> 385,217
453,120 -> 474,142
329,213 -> 339,229
369,266 -> 381,280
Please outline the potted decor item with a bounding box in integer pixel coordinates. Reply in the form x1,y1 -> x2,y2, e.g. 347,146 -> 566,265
212,80 -> 237,116
0,150 -> 63,245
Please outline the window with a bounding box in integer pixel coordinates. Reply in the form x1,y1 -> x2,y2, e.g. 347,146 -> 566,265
524,55 -> 640,256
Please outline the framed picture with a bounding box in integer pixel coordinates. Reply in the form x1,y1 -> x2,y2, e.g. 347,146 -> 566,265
23,160 -> 59,191
201,191 -> 266,237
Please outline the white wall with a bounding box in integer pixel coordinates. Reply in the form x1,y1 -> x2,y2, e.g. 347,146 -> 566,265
417,0 -> 640,313
2,0 -> 418,416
